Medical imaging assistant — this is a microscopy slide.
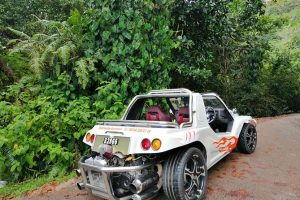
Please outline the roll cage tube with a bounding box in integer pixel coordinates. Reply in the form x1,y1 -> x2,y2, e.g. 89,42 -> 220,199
126,97 -> 187,121
122,90 -> 193,128
166,98 -> 176,116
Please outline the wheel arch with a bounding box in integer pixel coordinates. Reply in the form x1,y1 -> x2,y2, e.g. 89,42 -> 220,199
185,141 -> 207,161
161,141 -> 207,165
240,120 -> 257,135
234,116 -> 257,138
245,118 -> 257,127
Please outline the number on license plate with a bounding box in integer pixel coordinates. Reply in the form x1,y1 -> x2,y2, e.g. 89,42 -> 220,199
103,137 -> 119,145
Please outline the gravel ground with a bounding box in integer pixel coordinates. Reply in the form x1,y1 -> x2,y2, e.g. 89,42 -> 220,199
12,114 -> 300,200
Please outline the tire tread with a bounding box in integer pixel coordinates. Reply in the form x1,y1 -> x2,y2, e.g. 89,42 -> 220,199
163,147 -> 207,200
237,123 -> 257,154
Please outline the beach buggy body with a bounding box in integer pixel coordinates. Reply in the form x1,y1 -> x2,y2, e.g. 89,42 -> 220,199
76,88 -> 257,200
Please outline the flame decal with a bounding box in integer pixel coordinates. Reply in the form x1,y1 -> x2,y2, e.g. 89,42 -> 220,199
213,136 -> 238,153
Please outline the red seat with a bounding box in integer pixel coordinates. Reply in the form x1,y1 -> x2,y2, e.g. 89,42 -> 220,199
146,106 -> 171,122
176,107 -> 189,124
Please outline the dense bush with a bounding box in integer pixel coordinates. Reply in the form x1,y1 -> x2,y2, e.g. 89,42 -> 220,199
170,0 -> 299,115
0,0 -> 175,182
77,0 -> 175,94
0,73 -> 125,181
0,0 -> 84,45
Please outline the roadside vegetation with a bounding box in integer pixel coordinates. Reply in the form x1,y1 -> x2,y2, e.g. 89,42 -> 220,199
0,0 -> 299,196
0,172 -> 75,197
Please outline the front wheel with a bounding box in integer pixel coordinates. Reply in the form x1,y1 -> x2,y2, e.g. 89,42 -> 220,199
237,123 -> 257,154
163,147 -> 208,200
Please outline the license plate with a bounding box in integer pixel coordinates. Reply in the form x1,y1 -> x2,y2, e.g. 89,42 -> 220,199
92,136 -> 129,154
103,137 -> 119,145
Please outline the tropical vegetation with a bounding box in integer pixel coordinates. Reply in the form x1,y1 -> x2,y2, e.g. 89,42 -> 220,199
0,0 -> 299,190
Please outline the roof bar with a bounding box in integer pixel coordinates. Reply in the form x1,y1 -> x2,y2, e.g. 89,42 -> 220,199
148,88 -> 192,95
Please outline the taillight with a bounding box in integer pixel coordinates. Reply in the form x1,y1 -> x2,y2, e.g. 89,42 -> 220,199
91,134 -> 95,143
86,132 -> 91,142
152,139 -> 161,151
141,138 -> 151,150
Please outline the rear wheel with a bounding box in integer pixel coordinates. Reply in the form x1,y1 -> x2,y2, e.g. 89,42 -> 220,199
237,124 -> 257,154
163,147 -> 208,200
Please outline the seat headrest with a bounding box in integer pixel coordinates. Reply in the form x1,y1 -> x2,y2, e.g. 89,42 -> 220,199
176,107 -> 189,124
146,106 -> 171,122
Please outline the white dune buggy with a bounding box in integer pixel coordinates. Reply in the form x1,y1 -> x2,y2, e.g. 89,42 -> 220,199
76,88 -> 257,200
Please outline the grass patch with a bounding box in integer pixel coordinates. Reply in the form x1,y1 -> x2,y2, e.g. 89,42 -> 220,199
0,172 -> 75,199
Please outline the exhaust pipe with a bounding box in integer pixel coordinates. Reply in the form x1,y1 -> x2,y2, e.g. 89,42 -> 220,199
77,182 -> 85,190
129,172 -> 159,194
130,179 -> 143,194
75,169 -> 81,177
131,186 -> 160,200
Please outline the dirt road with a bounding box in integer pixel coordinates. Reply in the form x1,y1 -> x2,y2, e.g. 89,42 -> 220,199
17,114 -> 300,200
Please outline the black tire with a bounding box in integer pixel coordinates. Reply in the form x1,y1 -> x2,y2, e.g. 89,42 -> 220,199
163,147 -> 208,200
237,123 -> 257,154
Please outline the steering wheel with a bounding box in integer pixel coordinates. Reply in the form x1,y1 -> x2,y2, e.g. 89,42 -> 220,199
205,106 -> 216,124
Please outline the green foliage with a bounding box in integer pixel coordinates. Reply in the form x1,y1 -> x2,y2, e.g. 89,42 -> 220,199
0,0 -> 84,87
78,0 -> 175,93
0,0 -> 84,45
171,0 -> 300,116
233,0 -> 300,116
1,0 -> 174,183
171,0 -> 266,91
230,49 -> 300,116
7,18 -> 83,78
0,73 -> 125,182
6,0 -> 176,93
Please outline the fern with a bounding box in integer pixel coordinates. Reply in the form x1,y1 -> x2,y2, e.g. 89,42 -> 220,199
1,145 -> 13,167
32,33 -> 50,41
8,19 -> 82,78
1,145 -> 19,181
6,39 -> 22,46
75,59 -> 90,88
57,44 -> 71,65
30,52 -> 43,75
7,27 -> 30,40
40,45 -> 55,66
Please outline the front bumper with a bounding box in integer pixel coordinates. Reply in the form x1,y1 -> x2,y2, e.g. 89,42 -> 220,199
77,156 -> 158,200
